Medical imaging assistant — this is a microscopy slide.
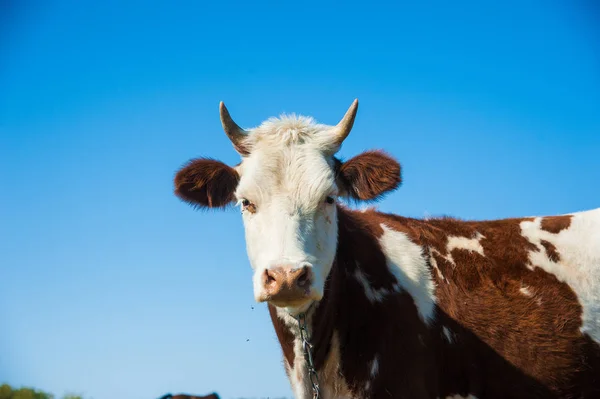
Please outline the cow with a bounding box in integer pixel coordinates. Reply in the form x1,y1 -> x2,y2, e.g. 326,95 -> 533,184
157,393 -> 219,399
173,99 -> 600,399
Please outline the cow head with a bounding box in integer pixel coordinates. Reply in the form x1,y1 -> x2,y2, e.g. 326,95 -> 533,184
174,100 -> 401,314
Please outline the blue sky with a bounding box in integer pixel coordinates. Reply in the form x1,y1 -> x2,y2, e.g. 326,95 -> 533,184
1,1 -> 599,398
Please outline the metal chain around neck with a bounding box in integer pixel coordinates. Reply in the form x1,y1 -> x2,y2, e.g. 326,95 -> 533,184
296,311 -> 321,399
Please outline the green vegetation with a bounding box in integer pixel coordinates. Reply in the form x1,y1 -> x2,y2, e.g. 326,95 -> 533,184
0,384 -> 85,399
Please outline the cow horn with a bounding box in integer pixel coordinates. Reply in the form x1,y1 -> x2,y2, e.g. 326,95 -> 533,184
332,99 -> 359,146
219,101 -> 250,156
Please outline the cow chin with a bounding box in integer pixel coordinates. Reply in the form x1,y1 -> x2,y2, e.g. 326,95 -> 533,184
255,287 -> 323,314
270,297 -> 320,316
256,290 -> 322,308
269,297 -> 313,309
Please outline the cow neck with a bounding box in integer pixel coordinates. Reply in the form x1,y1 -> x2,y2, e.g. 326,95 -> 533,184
268,205 -> 383,371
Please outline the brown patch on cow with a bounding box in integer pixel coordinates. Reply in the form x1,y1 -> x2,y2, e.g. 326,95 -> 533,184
268,304 -> 295,370
540,239 -> 561,262
266,206 -> 600,398
268,207 -> 439,397
328,208 -> 437,397
540,215 -> 572,234
336,150 -> 402,201
174,158 -> 239,208
358,208 -> 599,397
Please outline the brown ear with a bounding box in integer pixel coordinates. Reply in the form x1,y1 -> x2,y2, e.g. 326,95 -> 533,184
174,158 -> 239,208
337,150 -> 402,201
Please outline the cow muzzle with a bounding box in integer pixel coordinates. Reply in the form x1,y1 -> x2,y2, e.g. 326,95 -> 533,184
256,264 -> 315,307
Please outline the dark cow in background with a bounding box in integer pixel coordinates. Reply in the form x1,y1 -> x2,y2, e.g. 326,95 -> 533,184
174,99 -> 600,398
158,393 -> 219,399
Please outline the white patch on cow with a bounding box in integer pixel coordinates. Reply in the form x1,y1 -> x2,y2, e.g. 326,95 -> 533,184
364,354 -> 380,393
234,115 -> 343,311
520,285 -> 533,297
427,233 -> 484,282
320,331 -> 352,399
370,354 -> 379,377
275,307 -> 352,399
520,208 -> 600,343
430,247 -> 454,268
275,307 -> 314,399
245,114 -> 340,152
428,248 -> 448,283
284,358 -> 293,377
358,205 -> 377,213
363,354 -> 380,393
354,267 -> 393,302
442,326 -> 454,343
378,224 -> 437,324
519,283 -> 542,305
445,232 -> 485,265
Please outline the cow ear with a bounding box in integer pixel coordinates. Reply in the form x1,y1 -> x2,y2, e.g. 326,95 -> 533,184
174,158 -> 239,209
337,150 -> 402,201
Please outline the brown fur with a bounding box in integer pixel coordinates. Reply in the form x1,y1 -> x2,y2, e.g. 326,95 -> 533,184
541,239 -> 561,262
270,208 -> 437,397
336,150 -> 402,201
174,158 -> 239,208
541,215 -> 572,234
269,206 -> 600,398
268,303 -> 296,369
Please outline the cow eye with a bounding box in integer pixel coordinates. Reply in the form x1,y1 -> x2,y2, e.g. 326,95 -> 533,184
240,198 -> 256,213
325,196 -> 335,205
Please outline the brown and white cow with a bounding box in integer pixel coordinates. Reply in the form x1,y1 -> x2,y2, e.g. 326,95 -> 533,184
173,100 -> 600,399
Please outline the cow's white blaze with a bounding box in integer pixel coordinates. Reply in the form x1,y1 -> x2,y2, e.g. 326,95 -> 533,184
233,115 -> 341,312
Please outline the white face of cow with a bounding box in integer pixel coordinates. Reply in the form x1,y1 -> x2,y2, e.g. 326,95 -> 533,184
234,127 -> 340,310
174,100 -> 402,314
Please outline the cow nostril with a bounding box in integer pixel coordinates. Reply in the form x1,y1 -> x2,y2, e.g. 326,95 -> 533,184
296,266 -> 311,288
264,269 -> 276,285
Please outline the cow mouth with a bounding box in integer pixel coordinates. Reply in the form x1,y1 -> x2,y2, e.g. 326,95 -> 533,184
269,297 -> 313,309
258,289 -> 322,310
